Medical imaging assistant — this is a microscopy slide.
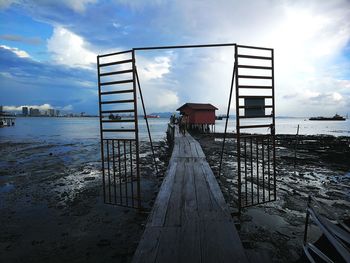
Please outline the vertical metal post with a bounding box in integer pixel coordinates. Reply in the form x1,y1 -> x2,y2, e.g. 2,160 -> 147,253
130,140 -> 134,207
132,49 -> 142,209
124,141 -> 128,206
118,140 -> 122,204
97,55 -> 106,203
235,44 -> 241,213
106,139 -> 111,203
262,136 -> 265,202
244,137 -> 247,206
256,137 -> 259,203
112,140 -> 117,204
271,49 -> 276,200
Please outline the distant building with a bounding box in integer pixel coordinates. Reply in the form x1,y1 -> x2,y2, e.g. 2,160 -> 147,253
177,103 -> 218,132
55,110 -> 60,117
0,105 -> 3,113
29,108 -> 40,116
48,109 -> 55,117
22,107 -> 28,116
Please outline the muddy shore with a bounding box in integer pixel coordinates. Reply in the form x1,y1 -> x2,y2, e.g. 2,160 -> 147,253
0,139 -> 170,263
193,133 -> 350,262
1,133 -> 349,263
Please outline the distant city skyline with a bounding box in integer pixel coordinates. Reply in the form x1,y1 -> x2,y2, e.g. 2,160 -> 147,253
0,1 -> 349,116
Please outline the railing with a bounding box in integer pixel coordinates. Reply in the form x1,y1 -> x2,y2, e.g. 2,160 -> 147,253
303,195 -> 350,262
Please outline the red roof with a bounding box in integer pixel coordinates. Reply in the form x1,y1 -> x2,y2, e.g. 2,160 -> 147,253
177,103 -> 218,111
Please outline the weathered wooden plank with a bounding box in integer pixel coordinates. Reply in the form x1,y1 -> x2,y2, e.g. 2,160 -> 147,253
147,162 -> 177,227
200,221 -> 248,263
131,227 -> 162,263
178,220 -> 201,263
164,159 -> 185,227
200,160 -> 232,216
133,125 -> 248,263
192,159 -> 216,221
181,160 -> 198,223
155,227 -> 180,263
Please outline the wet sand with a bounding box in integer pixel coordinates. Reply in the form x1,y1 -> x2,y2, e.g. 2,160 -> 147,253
0,139 -> 170,263
193,133 -> 350,262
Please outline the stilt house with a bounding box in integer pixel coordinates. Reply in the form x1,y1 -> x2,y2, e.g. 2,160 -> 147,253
177,103 -> 218,132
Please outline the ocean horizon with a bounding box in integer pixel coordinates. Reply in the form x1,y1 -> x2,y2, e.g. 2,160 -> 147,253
0,116 -> 349,143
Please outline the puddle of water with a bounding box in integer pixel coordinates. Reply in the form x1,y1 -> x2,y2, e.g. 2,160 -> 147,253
0,182 -> 15,193
247,208 -> 288,229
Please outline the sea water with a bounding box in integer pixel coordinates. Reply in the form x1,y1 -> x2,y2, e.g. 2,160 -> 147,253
0,117 -> 349,143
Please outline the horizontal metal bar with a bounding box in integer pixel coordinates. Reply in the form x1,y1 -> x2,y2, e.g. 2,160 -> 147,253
102,129 -> 136,132
98,50 -> 132,58
239,124 -> 272,129
237,54 -> 272,60
238,65 -> 272,70
239,105 -> 273,109
101,99 -> 134,104
102,119 -> 135,123
240,134 -> 272,139
100,79 -> 133,86
100,89 -> 134,95
238,75 -> 272,79
101,109 -> 134,114
239,114 -> 273,119
134,43 -> 236,51
238,85 -> 272,89
239,95 -> 273,99
99,59 -> 133,67
237,44 -> 273,51
99,69 -> 133,77
103,138 -> 136,141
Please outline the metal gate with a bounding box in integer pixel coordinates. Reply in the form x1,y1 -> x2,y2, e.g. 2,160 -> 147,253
97,50 -> 141,208
235,45 -> 276,210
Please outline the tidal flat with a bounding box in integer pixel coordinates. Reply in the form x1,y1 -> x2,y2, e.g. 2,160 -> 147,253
194,133 -> 350,262
0,139 -> 170,263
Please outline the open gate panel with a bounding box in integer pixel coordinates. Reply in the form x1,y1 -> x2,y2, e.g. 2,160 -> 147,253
235,44 -> 276,210
97,50 -> 141,209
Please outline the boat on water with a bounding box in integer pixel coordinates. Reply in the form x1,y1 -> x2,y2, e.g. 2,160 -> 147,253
108,114 -> 121,120
309,114 -> 346,121
144,115 -> 160,119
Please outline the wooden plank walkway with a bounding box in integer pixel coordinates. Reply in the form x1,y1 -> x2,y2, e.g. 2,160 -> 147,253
132,126 -> 248,263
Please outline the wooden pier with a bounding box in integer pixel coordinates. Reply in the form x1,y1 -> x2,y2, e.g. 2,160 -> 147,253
132,125 -> 248,263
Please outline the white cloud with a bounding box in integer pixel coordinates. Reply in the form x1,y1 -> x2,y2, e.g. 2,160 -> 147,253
4,104 -> 53,111
47,27 -> 96,69
0,0 -> 97,12
154,89 -> 179,108
0,44 -> 30,58
114,0 -> 166,10
61,104 -> 73,111
145,0 -> 350,115
61,0 -> 97,12
138,56 -> 171,80
0,0 -> 16,9
3,104 -> 74,112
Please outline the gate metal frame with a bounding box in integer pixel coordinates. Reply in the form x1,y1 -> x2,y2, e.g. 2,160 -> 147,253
97,42 -> 276,211
234,45 -> 276,212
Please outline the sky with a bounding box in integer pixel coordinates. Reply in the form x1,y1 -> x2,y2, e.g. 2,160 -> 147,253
0,0 -> 350,116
